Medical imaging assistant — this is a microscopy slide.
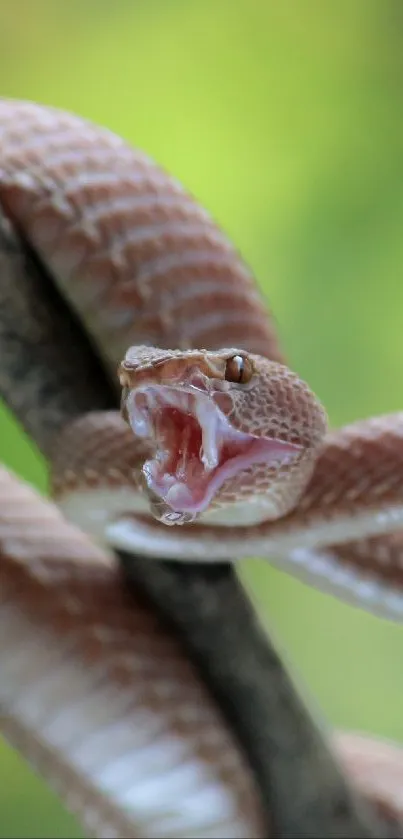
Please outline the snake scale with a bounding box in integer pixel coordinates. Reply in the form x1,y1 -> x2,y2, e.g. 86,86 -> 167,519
0,98 -> 403,837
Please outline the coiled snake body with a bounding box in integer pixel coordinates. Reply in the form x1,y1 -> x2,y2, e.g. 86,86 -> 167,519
1,99 -> 403,836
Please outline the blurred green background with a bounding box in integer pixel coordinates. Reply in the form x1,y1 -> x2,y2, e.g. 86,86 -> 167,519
1,0 -> 403,835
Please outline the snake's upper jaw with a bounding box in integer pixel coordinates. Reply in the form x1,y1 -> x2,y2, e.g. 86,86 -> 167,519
125,383 -> 302,526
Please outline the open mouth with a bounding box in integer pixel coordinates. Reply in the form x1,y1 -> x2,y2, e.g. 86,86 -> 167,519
126,382 -> 302,524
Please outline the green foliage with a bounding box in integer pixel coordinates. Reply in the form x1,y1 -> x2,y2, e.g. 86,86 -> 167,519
1,1 -> 403,834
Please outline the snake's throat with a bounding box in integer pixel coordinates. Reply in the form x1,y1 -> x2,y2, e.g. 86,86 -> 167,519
126,384 -> 302,524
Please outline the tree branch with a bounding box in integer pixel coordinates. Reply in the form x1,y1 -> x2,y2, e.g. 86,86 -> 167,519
0,215 -> 396,837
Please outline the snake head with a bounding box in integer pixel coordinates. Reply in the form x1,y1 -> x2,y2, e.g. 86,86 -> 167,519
119,345 -> 327,526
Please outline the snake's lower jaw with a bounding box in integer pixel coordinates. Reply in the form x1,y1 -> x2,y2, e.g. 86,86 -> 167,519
146,490 -> 197,526
141,433 -> 303,526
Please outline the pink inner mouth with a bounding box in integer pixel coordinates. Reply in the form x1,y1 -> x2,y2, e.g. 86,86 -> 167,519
126,383 -> 302,524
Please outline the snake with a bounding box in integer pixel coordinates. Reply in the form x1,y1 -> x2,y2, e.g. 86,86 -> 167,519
1,97 -> 403,837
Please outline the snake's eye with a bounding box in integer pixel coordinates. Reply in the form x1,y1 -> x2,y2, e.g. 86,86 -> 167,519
224,354 -> 253,384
